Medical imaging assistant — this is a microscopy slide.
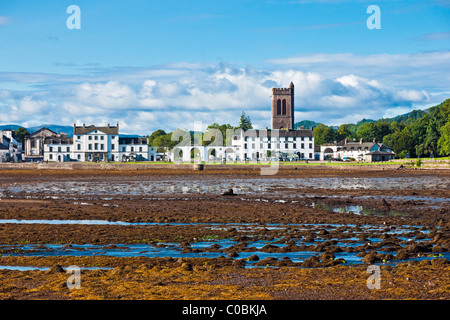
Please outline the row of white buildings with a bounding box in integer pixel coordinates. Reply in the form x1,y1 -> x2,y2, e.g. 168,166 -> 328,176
169,128 -> 315,162
35,124 -> 315,163
39,123 -> 157,162
15,81 -> 393,163
0,130 -> 23,162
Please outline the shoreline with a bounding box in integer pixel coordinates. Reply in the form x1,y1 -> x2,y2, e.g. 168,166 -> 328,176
0,166 -> 448,300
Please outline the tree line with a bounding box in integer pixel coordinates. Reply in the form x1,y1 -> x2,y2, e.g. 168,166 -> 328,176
148,100 -> 450,158
313,99 -> 450,158
147,111 -> 253,153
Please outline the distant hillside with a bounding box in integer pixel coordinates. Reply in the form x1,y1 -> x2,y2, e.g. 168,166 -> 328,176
313,98 -> 450,157
294,120 -> 322,129
0,124 -> 22,131
0,124 -> 74,137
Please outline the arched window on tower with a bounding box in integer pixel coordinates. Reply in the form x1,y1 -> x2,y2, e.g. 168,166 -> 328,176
277,99 -> 281,115
282,99 -> 287,115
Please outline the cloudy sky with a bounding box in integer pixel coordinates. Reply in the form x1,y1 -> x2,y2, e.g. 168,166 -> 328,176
0,0 -> 449,134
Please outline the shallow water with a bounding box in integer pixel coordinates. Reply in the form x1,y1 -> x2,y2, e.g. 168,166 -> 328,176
1,232 -> 446,267
1,176 -> 448,198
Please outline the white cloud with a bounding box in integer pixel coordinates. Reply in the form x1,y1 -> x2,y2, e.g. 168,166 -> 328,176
11,96 -> 48,114
74,81 -> 136,109
0,55 -> 446,133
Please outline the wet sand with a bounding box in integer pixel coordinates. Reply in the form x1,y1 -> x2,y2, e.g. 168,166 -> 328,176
0,165 -> 448,300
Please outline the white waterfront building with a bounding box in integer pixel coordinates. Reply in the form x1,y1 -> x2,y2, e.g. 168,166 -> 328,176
168,81 -> 315,163
168,128 -> 315,163
43,122 -> 157,162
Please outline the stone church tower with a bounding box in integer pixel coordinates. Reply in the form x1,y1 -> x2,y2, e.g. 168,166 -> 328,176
271,82 -> 294,130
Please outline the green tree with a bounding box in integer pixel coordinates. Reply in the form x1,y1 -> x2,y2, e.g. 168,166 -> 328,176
437,116 -> 450,156
356,122 -> 377,142
335,124 -> 352,142
314,124 -> 335,145
383,127 -> 415,158
205,123 -> 233,146
237,111 -> 253,131
14,127 -> 29,144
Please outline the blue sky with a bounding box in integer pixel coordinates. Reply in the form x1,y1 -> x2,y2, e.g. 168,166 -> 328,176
0,0 -> 449,134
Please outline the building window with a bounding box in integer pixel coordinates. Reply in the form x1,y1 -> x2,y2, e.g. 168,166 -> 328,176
112,136 -> 115,139
122,147 -> 126,152
77,154 -> 81,160
89,136 -> 92,140
285,143 -> 288,149
94,143 -> 98,150
277,99 -> 281,115
293,143 -> 296,149
88,144 -> 92,150
293,137 -> 296,141
100,144 -> 104,150
301,137 -> 304,141
268,144 -> 271,149
301,143 -> 304,148
77,136 -> 81,139
95,136 -> 98,141
58,147 -> 61,152
111,144 -> 115,150
244,143 -> 247,149
77,144 -> 81,150
101,136 -> 104,140
139,147 -> 142,152
49,154 -> 53,160
66,147 -> 70,152
131,147 -> 134,152
309,143 -> 312,149
282,99 -> 286,115
309,153 -> 312,158
49,147 -> 53,152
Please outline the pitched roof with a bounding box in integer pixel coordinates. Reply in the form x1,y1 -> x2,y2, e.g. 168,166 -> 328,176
336,139 -> 393,151
44,137 -> 73,145
242,129 -> 314,138
119,136 -> 148,145
366,150 -> 395,155
29,127 -> 57,137
74,124 -> 119,135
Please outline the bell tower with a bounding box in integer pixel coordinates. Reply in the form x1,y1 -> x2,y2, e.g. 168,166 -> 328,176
271,82 -> 294,130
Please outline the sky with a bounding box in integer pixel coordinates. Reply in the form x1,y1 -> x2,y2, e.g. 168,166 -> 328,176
0,0 -> 449,134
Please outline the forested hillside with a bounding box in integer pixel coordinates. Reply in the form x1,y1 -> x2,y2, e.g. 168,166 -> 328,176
313,99 -> 450,157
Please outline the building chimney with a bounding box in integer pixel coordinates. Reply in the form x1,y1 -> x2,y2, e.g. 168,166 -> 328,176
360,138 -> 363,144
344,138 -> 348,144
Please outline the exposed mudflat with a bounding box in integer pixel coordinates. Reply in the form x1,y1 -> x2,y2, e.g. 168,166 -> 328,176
0,165 -> 448,299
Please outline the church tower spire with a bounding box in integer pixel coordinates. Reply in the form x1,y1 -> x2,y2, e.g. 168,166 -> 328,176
271,82 -> 294,130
